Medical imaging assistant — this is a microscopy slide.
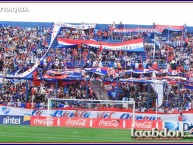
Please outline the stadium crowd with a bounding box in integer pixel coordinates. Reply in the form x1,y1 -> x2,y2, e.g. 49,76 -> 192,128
0,22 -> 193,113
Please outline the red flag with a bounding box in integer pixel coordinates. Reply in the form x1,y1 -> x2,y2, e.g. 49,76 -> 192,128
119,50 -> 122,56
99,45 -> 103,51
78,42 -> 82,48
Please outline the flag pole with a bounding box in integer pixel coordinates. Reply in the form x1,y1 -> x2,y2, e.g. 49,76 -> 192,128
153,82 -> 158,121
156,94 -> 158,121
156,96 -> 158,129
153,22 -> 156,61
168,29 -> 169,41
153,32 -> 156,61
153,81 -> 158,129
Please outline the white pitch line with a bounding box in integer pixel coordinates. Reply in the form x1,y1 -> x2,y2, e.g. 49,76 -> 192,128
0,132 -> 128,139
0,134 -> 130,142
0,125 -> 129,133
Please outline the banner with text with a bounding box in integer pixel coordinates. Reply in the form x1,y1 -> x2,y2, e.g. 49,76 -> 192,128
155,25 -> 184,31
1,106 -> 193,122
113,28 -> 163,34
30,116 -> 162,130
0,115 -> 30,125
54,22 -> 96,29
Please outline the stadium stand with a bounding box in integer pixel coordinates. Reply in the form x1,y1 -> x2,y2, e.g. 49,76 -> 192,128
0,21 -> 193,114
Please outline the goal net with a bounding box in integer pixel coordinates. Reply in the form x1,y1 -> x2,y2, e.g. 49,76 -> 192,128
47,98 -> 135,128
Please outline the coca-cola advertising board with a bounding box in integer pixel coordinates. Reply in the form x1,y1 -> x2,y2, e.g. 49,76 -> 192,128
30,116 -> 58,126
129,120 -> 162,130
92,118 -> 124,129
60,118 -> 90,128
30,116 -> 162,130
95,119 -> 163,130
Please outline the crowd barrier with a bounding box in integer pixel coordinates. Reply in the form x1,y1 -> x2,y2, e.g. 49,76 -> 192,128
30,116 -> 162,130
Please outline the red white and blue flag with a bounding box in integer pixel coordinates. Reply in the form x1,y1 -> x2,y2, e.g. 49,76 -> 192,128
57,38 -> 145,52
184,84 -> 193,90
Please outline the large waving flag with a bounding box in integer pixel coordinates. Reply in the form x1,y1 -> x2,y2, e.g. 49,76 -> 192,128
57,38 -> 145,52
8,25 -> 61,78
151,82 -> 164,107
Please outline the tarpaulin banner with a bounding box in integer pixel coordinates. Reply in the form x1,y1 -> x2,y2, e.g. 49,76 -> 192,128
85,67 -> 117,76
57,38 -> 145,51
155,25 -> 184,31
2,106 -> 193,122
113,28 -> 163,34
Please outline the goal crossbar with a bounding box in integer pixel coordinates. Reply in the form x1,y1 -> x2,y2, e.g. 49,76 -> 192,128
47,98 -> 135,128
48,98 -> 135,103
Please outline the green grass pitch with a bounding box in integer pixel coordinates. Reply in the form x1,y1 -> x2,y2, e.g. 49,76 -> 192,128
0,125 -> 193,143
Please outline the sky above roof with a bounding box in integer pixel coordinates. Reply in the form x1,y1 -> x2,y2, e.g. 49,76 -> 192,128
0,2 -> 192,26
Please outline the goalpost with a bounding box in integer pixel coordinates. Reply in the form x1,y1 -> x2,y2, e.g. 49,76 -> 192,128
47,98 -> 135,128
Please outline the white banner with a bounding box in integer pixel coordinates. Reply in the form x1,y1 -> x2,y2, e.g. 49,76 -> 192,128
151,82 -> 164,107
0,106 -> 193,122
54,22 -> 96,30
